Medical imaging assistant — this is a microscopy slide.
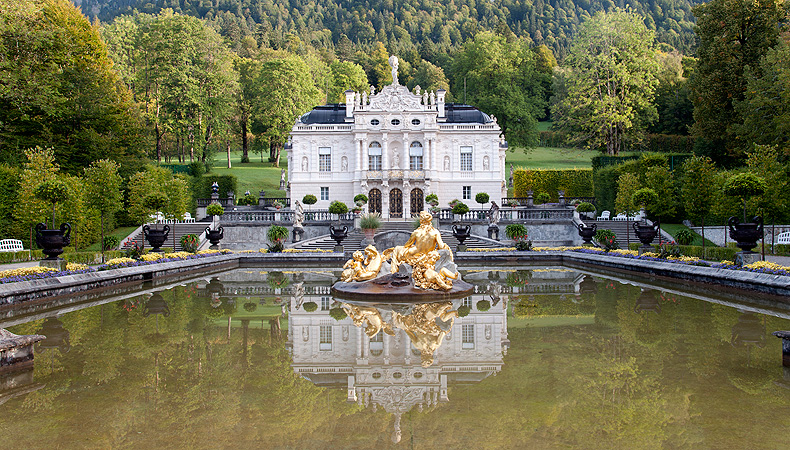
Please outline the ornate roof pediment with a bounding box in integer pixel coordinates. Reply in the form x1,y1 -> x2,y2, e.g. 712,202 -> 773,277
368,84 -> 423,112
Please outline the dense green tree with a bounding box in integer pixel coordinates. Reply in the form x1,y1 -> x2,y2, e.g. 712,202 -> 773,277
734,41 -> 790,158
253,55 -> 322,167
680,156 -> 716,247
552,9 -> 660,155
327,61 -> 369,103
649,52 -> 694,136
689,0 -> 785,166
410,60 -> 451,99
0,0 -> 146,175
452,31 -> 546,148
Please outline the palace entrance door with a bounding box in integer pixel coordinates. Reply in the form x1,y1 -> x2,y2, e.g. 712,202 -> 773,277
410,188 -> 424,217
389,188 -> 403,218
368,189 -> 382,215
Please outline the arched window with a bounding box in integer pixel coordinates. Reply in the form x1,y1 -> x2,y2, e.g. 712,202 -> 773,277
409,141 -> 423,170
368,142 -> 382,171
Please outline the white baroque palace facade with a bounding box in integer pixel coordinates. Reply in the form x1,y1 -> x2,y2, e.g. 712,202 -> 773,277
288,56 -> 507,219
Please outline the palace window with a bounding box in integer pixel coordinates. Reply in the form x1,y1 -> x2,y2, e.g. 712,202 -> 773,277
409,142 -> 423,170
463,186 -> 471,200
462,324 -> 475,350
319,147 -> 331,172
370,119 -> 380,126
368,142 -> 382,171
391,118 -> 401,126
411,118 -> 421,125
319,325 -> 332,351
320,187 -> 329,201
460,146 -> 473,171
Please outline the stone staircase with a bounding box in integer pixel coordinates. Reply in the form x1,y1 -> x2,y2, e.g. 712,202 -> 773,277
122,222 -> 212,251
290,220 -> 506,252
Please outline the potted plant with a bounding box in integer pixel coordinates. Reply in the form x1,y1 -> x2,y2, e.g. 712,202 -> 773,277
451,201 -> 469,222
180,234 -> 199,253
266,225 -> 288,252
723,172 -> 766,253
33,179 -> 71,260
536,192 -> 550,205
352,200 -> 365,215
142,192 -> 170,252
328,200 -> 348,220
475,192 -> 490,218
425,193 -> 439,206
205,202 -> 225,249
302,194 -> 317,220
594,228 -> 619,251
505,223 -> 531,250
631,188 -> 660,250
272,199 -> 284,210
576,202 -> 596,220
359,212 -> 381,241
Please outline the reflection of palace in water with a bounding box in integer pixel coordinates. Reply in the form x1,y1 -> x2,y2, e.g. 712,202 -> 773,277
286,277 -> 510,441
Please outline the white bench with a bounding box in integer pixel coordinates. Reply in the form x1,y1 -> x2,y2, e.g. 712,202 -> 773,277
777,231 -> 790,245
598,211 -> 610,220
613,212 -> 628,221
0,239 -> 24,252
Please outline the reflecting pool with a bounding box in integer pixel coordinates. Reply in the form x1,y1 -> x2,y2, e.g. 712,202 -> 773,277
2,265 -> 790,449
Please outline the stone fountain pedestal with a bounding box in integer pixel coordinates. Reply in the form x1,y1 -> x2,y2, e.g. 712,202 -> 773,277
0,329 -> 45,374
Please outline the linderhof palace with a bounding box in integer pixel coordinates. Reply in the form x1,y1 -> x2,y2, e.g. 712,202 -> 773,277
287,56 -> 507,219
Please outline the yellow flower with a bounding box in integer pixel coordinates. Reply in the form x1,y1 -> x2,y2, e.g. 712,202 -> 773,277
0,266 -> 57,278
66,263 -> 89,271
745,261 -> 790,271
141,253 -> 163,262
105,257 -> 137,266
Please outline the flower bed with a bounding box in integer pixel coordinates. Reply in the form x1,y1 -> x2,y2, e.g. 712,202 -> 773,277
0,250 -> 234,284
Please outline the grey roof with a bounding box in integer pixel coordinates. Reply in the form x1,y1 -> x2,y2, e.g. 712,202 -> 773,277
298,103 -> 492,125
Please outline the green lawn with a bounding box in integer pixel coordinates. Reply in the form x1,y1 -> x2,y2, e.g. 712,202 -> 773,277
82,226 -> 138,251
209,151 -> 288,198
661,223 -> 718,247
504,146 -> 599,170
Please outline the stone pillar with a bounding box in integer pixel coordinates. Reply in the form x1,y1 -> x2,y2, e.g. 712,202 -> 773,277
558,190 -> 566,206
527,190 -> 534,208
437,89 -> 446,119
345,90 -> 355,118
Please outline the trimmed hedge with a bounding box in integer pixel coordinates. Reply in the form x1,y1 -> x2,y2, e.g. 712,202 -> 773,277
628,243 -> 739,261
513,168 -> 593,201
592,153 -> 693,171
198,175 -> 238,199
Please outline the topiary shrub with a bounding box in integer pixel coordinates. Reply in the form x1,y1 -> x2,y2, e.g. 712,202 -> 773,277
723,172 -> 767,222
425,193 -> 438,205
632,188 -> 658,212
451,201 -> 469,215
329,307 -> 348,321
328,200 -> 348,215
476,300 -> 491,311
576,202 -> 596,213
475,192 -> 490,206
243,302 -> 257,312
457,305 -> 471,317
303,302 -> 318,312
354,194 -> 368,204
237,194 -> 257,206
302,194 -> 317,206
206,202 -> 224,217
536,192 -> 550,205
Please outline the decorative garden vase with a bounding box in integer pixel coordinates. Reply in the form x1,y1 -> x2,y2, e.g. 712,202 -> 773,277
330,225 -> 348,245
633,221 -> 659,247
728,216 -> 763,253
143,224 -> 170,253
205,226 -> 224,249
35,222 -> 71,260
577,223 -> 597,245
452,225 -> 471,251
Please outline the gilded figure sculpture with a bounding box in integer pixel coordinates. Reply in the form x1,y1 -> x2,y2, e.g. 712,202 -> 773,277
392,301 -> 458,367
339,210 -> 460,291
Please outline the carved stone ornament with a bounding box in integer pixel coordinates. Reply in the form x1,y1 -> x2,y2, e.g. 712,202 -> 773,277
368,84 -> 423,111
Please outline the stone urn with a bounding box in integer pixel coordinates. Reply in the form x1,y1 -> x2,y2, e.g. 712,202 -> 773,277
143,292 -> 170,318
452,224 -> 471,251
577,222 -> 597,245
35,222 -> 71,260
143,224 -> 170,252
633,221 -> 659,247
728,216 -> 763,253
330,225 -> 348,252
205,226 -> 224,249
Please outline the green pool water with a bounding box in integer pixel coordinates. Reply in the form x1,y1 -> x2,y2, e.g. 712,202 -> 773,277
2,266 -> 789,449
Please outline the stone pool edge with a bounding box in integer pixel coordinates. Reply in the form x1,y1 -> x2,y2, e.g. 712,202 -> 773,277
1,251 -> 788,307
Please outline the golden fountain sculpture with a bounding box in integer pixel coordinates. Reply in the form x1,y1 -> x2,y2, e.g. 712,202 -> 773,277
339,210 -> 460,291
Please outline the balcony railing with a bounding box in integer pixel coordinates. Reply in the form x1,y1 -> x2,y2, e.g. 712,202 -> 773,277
220,209 -> 354,223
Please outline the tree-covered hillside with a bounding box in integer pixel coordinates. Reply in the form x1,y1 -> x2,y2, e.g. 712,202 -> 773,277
73,0 -> 703,60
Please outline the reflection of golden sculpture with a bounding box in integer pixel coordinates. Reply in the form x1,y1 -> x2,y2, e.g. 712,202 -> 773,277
393,301 -> 457,367
342,303 -> 394,337
383,211 -> 451,274
413,251 -> 458,291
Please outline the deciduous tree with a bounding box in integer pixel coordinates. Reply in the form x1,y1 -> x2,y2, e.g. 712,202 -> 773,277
552,9 -> 659,155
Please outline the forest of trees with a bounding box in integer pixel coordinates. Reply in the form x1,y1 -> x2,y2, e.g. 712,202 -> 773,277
74,0 -> 703,60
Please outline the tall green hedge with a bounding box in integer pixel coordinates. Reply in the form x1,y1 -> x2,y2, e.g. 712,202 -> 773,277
198,175 -> 238,199
0,165 -> 20,239
513,169 -> 593,201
